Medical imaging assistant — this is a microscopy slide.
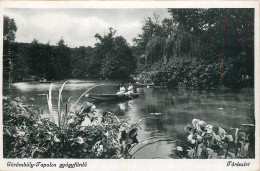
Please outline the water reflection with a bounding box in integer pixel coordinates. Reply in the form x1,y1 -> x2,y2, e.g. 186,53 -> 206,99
4,80 -> 254,159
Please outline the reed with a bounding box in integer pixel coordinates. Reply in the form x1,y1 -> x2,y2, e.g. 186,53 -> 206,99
75,84 -> 102,105
58,81 -> 67,127
46,81 -> 69,127
47,82 -> 102,127
47,83 -> 55,123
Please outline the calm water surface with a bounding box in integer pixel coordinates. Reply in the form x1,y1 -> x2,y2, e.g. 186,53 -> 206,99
4,79 -> 255,159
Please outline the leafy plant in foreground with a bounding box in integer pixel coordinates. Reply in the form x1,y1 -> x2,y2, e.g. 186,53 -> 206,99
3,82 -> 137,158
175,118 -> 255,159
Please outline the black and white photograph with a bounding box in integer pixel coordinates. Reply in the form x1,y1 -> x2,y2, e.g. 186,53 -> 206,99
1,1 -> 259,170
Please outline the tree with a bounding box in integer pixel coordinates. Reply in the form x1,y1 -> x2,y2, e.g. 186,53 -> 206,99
3,16 -> 17,82
71,46 -> 93,78
134,9 -> 254,89
93,28 -> 136,79
52,38 -> 71,79
4,15 -> 17,42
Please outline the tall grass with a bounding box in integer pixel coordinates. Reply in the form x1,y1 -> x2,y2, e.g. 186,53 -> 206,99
47,83 -> 55,123
75,84 -> 102,105
47,81 -> 101,127
58,81 -> 67,127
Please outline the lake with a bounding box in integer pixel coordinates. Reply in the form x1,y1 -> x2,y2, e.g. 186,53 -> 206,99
3,79 -> 255,159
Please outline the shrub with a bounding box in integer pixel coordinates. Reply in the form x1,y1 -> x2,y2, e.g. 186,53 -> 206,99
3,83 -> 137,159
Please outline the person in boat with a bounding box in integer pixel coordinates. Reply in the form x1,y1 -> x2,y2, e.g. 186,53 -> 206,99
125,82 -> 134,95
39,78 -> 47,82
116,84 -> 126,95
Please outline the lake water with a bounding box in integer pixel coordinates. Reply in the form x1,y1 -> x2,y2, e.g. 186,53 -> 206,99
3,79 -> 255,159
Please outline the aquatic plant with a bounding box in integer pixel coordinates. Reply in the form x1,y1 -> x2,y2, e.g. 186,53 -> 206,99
178,118 -> 255,159
2,82 -> 136,158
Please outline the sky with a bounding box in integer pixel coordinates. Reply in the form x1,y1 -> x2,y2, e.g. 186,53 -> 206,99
4,8 -> 171,48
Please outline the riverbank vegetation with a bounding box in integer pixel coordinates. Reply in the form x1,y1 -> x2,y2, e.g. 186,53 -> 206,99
177,118 -> 255,159
4,26 -> 135,81
3,82 -> 140,158
3,92 -> 254,159
2,9 -> 255,159
134,9 -> 254,89
3,8 -> 254,89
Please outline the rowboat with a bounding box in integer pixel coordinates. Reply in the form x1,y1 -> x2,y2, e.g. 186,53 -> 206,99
39,79 -> 52,83
39,80 -> 52,83
86,93 -> 140,101
135,82 -> 155,88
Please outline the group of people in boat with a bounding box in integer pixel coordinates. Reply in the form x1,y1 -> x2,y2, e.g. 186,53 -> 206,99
116,83 -> 134,95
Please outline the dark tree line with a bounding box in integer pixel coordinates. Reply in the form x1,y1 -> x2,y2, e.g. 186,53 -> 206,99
3,9 -> 254,89
133,9 -> 254,89
3,16 -> 136,81
3,38 -> 71,81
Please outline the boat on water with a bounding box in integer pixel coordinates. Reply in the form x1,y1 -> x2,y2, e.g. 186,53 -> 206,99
39,79 -> 52,83
132,75 -> 155,87
86,93 -> 140,101
135,82 -> 155,88
39,80 -> 52,83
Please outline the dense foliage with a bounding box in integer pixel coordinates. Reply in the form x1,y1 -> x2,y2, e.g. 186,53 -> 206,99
3,38 -> 72,81
3,8 -> 254,89
2,9 -> 255,159
133,9 -> 254,89
173,118 -> 255,159
3,94 -> 140,158
4,15 -> 17,42
3,17 -> 136,81
94,28 -> 136,79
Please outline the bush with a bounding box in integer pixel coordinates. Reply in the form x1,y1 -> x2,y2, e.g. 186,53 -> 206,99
3,82 -> 139,159
150,59 -> 221,89
3,96 -> 126,158
177,118 -> 255,159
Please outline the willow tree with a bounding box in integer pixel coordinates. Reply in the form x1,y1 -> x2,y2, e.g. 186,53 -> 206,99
134,9 -> 254,89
